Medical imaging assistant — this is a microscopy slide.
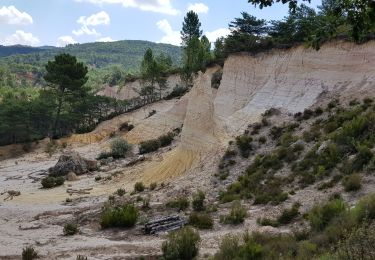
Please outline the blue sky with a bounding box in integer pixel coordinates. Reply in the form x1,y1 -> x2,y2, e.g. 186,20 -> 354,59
0,0 -> 321,47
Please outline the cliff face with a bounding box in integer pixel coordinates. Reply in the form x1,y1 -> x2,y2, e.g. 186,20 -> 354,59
214,41 -> 375,134
97,74 -> 181,100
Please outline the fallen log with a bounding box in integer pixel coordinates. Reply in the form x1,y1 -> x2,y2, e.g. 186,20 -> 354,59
66,187 -> 93,195
144,215 -> 186,234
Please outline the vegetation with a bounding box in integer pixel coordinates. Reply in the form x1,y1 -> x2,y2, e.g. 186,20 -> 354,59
22,246 -> 38,260
63,223 -> 79,236
116,188 -> 126,197
139,132 -> 175,154
342,174 -> 362,192
180,11 -> 212,87
166,197 -> 190,211
41,176 -> 65,189
212,0 -> 375,63
189,212 -> 214,229
220,201 -> 247,225
134,182 -> 145,192
100,204 -> 138,228
214,193 -> 375,259
192,190 -> 205,211
162,227 -> 200,260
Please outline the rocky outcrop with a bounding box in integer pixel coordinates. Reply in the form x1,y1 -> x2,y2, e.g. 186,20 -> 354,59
48,152 -> 97,176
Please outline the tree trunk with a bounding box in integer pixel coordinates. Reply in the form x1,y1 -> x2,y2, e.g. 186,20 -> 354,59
52,94 -> 63,138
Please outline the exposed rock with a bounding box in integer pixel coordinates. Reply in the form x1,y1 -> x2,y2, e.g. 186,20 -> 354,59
48,151 -> 97,176
317,141 -> 329,155
67,172 -> 79,181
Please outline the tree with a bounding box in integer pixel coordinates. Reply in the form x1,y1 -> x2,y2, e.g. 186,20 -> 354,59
229,12 -> 268,36
213,37 -> 225,63
140,48 -> 170,101
44,53 -> 88,138
181,11 -> 203,46
248,0 -> 311,12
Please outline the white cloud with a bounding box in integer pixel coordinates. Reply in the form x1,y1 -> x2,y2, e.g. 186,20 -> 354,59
0,6 -> 33,25
57,35 -> 77,47
77,11 -> 110,26
2,30 -> 40,46
157,19 -> 180,46
205,28 -> 230,43
96,36 -> 115,42
75,0 -> 179,15
187,3 -> 209,14
73,11 -> 110,36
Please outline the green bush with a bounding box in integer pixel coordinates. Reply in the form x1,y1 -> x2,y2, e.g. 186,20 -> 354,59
189,212 -> 213,229
139,139 -> 161,154
162,227 -> 200,260
149,182 -> 157,190
277,202 -> 301,224
63,222 -> 79,236
236,135 -> 253,158
41,176 -> 65,189
353,193 -> 375,222
258,136 -> 267,144
100,204 -> 138,228
309,198 -> 346,231
110,138 -> 131,159
76,256 -> 88,260
192,190 -> 205,211
213,235 -> 240,260
221,201 -> 247,225
134,182 -> 145,192
257,217 -> 279,227
166,197 -> 190,211
22,246 -> 38,260
116,188 -> 126,196
336,220 -> 375,260
158,132 -> 175,147
342,174 -> 362,192
214,233 -> 263,260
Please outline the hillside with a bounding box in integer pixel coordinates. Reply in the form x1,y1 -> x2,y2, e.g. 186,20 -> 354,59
0,40 -> 182,88
0,41 -> 374,259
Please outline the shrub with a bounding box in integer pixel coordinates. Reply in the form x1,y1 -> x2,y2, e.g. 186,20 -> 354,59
314,107 -> 324,116
119,122 -> 134,132
97,151 -> 113,160
100,204 -> 138,228
336,220 -> 375,260
63,222 -> 79,236
353,193 -> 375,222
309,198 -> 346,231
134,182 -> 145,192
76,256 -> 88,260
149,182 -> 157,190
342,174 -> 362,192
192,190 -> 205,211
257,217 -> 279,227
116,188 -> 126,196
189,212 -> 213,229
22,246 -> 38,260
139,139 -> 161,154
258,136 -> 267,144
110,138 -> 131,159
211,70 -> 223,89
162,227 -> 200,260
269,126 -> 284,140
41,176 -> 65,189
277,202 -> 301,224
214,235 -> 240,260
236,135 -> 253,158
214,233 -> 263,260
165,85 -> 188,99
221,201 -> 247,225
166,197 -> 190,211
95,176 -> 102,181
158,132 -> 175,147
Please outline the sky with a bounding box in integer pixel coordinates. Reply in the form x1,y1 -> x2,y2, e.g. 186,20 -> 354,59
0,0 -> 321,47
